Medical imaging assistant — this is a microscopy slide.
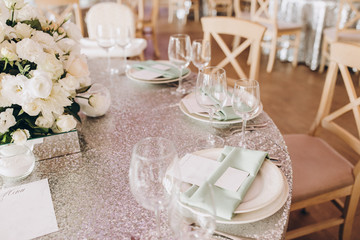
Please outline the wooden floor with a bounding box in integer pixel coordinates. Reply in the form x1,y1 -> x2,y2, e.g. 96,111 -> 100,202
140,8 -> 360,240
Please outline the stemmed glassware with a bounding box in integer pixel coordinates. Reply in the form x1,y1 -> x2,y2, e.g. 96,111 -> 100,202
115,25 -> 132,74
129,137 -> 179,239
191,39 -> 211,72
169,182 -> 216,240
168,34 -> 192,94
231,79 -> 260,148
195,66 -> 227,148
96,24 -> 116,75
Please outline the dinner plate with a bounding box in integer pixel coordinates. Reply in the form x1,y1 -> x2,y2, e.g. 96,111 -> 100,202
179,92 -> 263,125
126,61 -> 191,84
192,148 -> 285,214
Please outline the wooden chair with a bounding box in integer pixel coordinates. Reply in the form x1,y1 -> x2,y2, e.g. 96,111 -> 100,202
35,0 -> 85,36
208,0 -> 233,16
284,42 -> 360,240
250,0 -> 302,73
319,0 -> 360,73
83,2 -> 146,60
201,17 -> 266,87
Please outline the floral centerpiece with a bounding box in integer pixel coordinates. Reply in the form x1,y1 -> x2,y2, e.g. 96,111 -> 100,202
0,0 -> 91,145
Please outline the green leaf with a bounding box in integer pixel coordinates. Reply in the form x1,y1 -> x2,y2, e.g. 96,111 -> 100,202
21,19 -> 42,31
76,85 -> 92,94
0,132 -> 12,144
64,102 -> 81,123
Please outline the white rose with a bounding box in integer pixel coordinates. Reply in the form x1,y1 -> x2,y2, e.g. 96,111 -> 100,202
1,74 -> 30,105
4,0 -> 25,10
59,73 -> 80,92
0,1 -> 9,23
63,22 -> 82,42
0,40 -> 17,61
65,53 -> 90,78
57,38 -> 77,54
37,53 -> 64,80
52,115 -> 77,133
0,108 -> 16,134
86,93 -> 111,116
27,70 -> 53,99
14,22 -> 33,39
31,30 -> 57,53
16,38 -> 44,63
11,129 -> 30,144
35,114 -> 54,128
15,4 -> 37,21
22,100 -> 41,116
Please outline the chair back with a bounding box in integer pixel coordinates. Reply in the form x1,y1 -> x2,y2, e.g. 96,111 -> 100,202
208,0 -> 233,16
201,16 -> 265,82
250,0 -> 278,27
335,0 -> 360,40
310,42 -> 360,164
35,0 -> 84,36
86,2 -> 136,40
117,0 -> 145,33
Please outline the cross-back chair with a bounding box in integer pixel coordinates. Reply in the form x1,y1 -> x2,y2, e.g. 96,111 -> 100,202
319,0 -> 360,73
201,17 -> 266,87
83,2 -> 146,60
168,0 -> 199,24
35,0 -> 84,36
284,41 -> 360,240
250,0 -> 302,73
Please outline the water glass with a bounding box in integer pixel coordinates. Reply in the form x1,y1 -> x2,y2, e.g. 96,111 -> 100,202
168,34 -> 192,94
232,79 -> 260,148
96,24 -> 116,75
115,25 -> 132,74
191,39 -> 211,72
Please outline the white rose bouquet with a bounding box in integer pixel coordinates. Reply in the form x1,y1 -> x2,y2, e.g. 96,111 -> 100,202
0,0 -> 91,145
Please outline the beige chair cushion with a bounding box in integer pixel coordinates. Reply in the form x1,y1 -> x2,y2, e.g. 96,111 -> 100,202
284,134 -> 354,203
323,27 -> 360,43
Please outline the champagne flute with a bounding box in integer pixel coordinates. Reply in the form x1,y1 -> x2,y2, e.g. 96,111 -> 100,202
191,39 -> 211,72
96,24 -> 116,75
231,79 -> 260,148
115,25 -> 132,74
195,67 -> 227,148
129,137 -> 179,239
168,34 -> 192,94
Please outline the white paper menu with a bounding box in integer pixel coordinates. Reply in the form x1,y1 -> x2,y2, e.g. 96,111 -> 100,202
0,179 -> 59,240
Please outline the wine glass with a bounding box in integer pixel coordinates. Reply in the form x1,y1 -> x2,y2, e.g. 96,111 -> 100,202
231,79 -> 260,148
191,39 -> 211,72
115,25 -> 132,74
169,182 -> 216,240
195,67 -> 227,148
168,34 -> 192,95
96,24 -> 116,75
129,137 -> 179,239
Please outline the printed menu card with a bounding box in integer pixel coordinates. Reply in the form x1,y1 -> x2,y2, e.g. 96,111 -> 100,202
0,179 -> 59,240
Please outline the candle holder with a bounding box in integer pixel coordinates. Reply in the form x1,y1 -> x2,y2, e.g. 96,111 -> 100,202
0,144 -> 35,180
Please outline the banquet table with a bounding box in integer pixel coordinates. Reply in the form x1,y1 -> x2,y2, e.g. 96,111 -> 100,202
0,59 -> 293,240
278,0 -> 339,70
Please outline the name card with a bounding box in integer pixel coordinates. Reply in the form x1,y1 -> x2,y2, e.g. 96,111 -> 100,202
0,179 -> 59,240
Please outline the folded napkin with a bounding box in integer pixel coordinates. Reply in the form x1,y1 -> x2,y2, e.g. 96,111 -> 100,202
181,146 -> 268,220
131,60 -> 190,79
181,94 -> 240,121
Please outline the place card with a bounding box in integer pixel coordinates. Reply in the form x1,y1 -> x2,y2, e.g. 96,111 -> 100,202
0,179 -> 59,240
215,167 -> 249,192
170,154 -> 221,186
131,69 -> 163,80
151,63 -> 171,71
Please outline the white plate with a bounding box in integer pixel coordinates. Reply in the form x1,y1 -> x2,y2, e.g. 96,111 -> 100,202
192,148 -> 285,214
179,93 -> 263,125
126,61 -> 191,84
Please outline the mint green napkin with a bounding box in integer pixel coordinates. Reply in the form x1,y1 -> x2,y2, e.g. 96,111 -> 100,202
181,146 -> 268,220
214,106 -> 241,121
131,60 -> 190,79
